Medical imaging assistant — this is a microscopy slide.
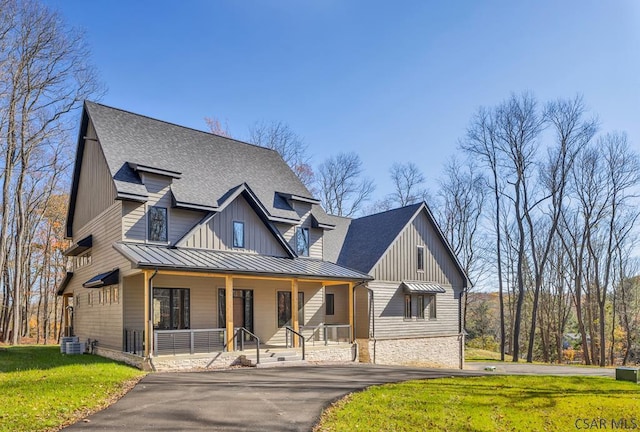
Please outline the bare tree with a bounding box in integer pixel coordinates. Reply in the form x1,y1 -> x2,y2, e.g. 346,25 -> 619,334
248,120 -> 315,192
317,152 -> 375,217
0,0 -> 101,343
436,157 -> 487,326
389,162 -> 429,206
460,105 -> 508,360
524,96 -> 596,362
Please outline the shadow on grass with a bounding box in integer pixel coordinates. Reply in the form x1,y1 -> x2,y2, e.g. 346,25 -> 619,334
0,345 -> 137,373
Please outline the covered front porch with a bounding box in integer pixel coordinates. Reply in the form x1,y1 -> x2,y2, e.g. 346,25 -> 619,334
121,269 -> 359,363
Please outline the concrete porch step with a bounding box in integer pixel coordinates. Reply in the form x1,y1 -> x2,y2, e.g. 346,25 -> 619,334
239,348 -> 305,367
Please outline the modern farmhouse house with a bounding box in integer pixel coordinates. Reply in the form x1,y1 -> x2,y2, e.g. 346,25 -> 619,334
58,102 -> 469,370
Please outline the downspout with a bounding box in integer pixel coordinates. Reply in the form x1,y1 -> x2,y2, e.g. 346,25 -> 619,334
148,268 -> 158,360
366,287 -> 376,364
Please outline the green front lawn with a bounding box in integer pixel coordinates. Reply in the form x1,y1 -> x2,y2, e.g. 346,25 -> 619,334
0,345 -> 145,432
316,375 -> 640,432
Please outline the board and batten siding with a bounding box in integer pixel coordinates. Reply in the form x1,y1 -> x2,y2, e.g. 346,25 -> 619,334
182,195 -> 288,257
372,211 -> 464,288
72,120 -> 117,234
68,201 -> 130,350
366,210 -> 464,340
276,201 -> 323,259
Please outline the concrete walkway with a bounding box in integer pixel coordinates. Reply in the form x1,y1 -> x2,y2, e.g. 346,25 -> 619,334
63,364 -> 482,432
465,361 -> 615,377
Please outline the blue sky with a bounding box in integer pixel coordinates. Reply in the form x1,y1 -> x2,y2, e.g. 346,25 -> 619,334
47,1 -> 640,199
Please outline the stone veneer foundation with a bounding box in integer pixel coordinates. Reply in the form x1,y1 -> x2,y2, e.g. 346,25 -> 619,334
364,335 -> 463,369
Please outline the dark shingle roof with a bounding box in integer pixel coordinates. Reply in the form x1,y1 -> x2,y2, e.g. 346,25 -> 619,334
114,243 -> 372,281
336,203 -> 422,273
84,101 -> 320,222
322,214 -> 352,263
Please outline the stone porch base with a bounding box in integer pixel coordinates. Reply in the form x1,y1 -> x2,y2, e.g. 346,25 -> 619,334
360,334 -> 464,369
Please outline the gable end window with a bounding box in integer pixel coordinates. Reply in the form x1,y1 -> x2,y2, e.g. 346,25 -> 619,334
233,221 -> 245,248
417,246 -> 425,271
148,206 -> 168,242
296,227 -> 310,257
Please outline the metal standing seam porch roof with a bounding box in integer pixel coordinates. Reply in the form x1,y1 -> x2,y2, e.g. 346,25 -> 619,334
114,243 -> 373,281
401,281 -> 447,294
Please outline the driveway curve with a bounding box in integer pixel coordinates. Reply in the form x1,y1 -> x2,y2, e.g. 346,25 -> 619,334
63,364 -> 482,431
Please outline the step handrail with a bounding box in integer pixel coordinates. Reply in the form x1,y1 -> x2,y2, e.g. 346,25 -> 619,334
235,327 -> 260,365
285,326 -> 305,360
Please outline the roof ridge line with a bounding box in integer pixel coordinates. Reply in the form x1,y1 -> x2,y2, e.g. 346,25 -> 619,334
85,100 -> 282,155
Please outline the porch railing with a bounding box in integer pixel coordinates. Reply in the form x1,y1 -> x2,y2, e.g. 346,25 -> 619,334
124,329 -> 144,355
234,327 -> 260,365
299,324 -> 351,345
154,328 -> 227,356
285,326 -> 305,360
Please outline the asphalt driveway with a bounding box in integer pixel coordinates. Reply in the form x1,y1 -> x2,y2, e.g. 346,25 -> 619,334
63,364 -> 482,431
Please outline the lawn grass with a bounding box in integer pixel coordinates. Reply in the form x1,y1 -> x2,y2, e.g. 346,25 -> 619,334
465,347 -> 503,361
0,345 -> 145,432
315,375 -> 640,432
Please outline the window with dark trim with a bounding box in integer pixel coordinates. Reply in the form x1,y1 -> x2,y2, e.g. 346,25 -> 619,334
296,227 -> 310,257
277,291 -> 305,327
233,221 -> 245,248
326,293 -> 335,315
417,246 -> 425,271
148,206 -> 168,242
417,295 -> 425,319
153,288 -> 190,330
404,294 -> 412,319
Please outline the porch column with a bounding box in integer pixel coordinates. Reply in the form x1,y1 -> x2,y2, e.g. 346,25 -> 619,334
291,278 -> 299,348
143,270 -> 150,357
348,282 -> 354,342
225,275 -> 234,351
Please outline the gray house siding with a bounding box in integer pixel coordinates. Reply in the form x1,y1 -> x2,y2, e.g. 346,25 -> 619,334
182,195 -> 288,256
276,201 -> 323,259
372,212 -> 464,287
69,201 -> 130,350
72,120 -> 117,234
367,211 -> 463,341
367,281 -> 460,339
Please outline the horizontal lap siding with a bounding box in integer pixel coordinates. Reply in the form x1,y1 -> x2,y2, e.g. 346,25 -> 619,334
325,285 -> 349,324
277,202 -> 323,259
70,202 -> 129,350
369,281 -> 459,339
121,173 -> 205,244
369,211 -> 463,340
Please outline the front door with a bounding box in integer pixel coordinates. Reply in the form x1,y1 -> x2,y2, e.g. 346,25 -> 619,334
218,289 -> 254,337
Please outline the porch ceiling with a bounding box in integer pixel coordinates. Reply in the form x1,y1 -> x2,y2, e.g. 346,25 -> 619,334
114,242 -> 372,282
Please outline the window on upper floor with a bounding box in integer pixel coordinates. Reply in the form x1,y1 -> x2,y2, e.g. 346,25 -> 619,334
233,221 -> 245,248
148,206 -> 168,242
296,227 -> 309,257
417,246 -> 425,271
